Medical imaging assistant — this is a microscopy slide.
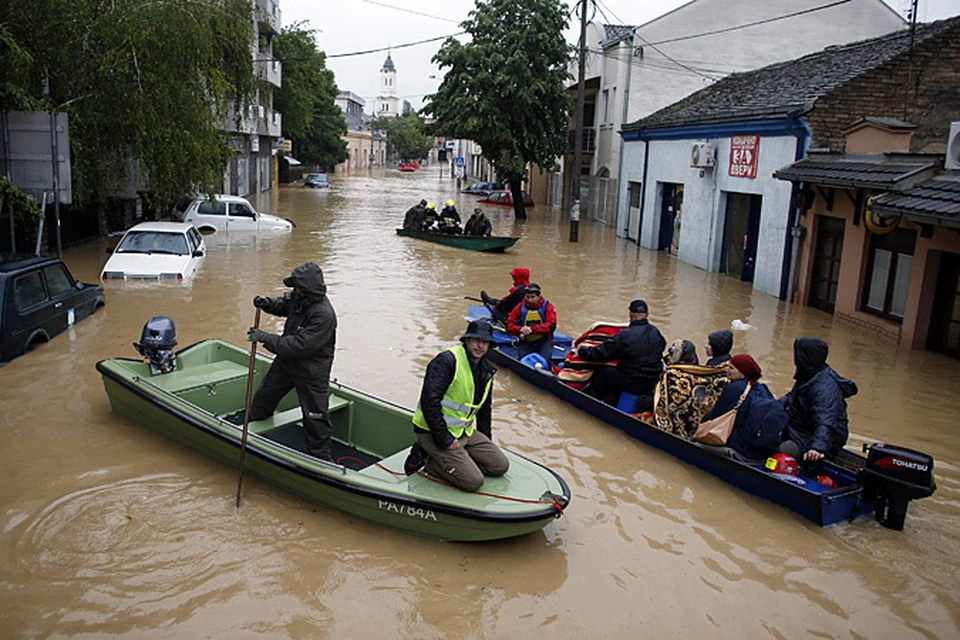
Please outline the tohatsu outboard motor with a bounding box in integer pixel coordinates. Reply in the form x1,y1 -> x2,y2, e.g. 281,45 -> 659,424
860,443 -> 936,531
133,316 -> 178,374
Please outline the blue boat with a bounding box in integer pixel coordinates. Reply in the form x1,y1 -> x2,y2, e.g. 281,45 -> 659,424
466,306 -> 935,528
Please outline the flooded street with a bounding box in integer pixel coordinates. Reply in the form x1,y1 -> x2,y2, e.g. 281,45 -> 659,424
2,167 -> 959,638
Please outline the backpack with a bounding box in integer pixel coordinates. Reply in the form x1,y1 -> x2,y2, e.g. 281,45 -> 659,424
744,396 -> 789,455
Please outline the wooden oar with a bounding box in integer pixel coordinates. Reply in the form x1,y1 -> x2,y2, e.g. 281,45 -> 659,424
235,307 -> 261,508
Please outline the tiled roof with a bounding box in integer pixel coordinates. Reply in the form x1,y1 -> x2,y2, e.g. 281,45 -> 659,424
844,117 -> 915,131
773,154 -> 938,189
603,24 -> 635,46
869,172 -> 960,222
627,16 -> 960,131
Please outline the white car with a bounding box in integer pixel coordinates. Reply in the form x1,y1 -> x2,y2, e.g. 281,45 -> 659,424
101,222 -> 206,281
179,194 -> 294,232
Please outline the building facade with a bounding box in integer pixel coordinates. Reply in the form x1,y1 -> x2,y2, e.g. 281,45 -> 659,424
334,91 -> 386,172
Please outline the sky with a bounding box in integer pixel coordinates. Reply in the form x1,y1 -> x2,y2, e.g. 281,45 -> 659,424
280,0 -> 960,114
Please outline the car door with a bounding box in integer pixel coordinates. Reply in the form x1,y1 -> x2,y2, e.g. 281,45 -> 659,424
12,268 -> 53,351
194,199 -> 227,230
227,201 -> 258,230
186,227 -> 204,273
44,262 -> 87,326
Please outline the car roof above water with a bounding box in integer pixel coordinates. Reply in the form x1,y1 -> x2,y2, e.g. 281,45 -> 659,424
0,253 -> 61,275
123,221 -> 198,233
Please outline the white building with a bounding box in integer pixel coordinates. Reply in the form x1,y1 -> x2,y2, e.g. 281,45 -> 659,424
374,53 -> 400,118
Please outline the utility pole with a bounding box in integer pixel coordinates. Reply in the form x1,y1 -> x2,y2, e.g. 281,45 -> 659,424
570,0 -> 588,243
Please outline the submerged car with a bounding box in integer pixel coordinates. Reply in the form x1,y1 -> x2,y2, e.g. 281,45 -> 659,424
461,181 -> 503,196
101,222 -> 206,281
0,253 -> 105,362
304,173 -> 330,188
180,195 -> 294,232
478,190 -> 534,207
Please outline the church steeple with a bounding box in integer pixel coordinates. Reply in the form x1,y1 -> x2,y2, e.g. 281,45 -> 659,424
376,52 -> 399,117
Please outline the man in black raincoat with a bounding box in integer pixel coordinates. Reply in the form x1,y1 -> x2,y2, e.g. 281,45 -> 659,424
779,337 -> 858,463
247,263 -> 338,461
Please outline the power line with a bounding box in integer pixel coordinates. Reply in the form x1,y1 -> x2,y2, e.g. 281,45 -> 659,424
327,32 -> 464,59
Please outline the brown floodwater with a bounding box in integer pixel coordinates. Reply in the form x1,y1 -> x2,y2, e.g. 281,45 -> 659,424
1,167 -> 958,638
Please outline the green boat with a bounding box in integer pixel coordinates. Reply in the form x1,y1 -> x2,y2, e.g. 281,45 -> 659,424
396,228 -> 519,253
96,337 -> 569,541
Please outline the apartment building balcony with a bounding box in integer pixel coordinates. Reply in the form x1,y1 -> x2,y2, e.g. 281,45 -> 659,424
220,106 -> 280,140
256,0 -> 281,33
568,127 -> 597,155
257,57 -> 282,88
263,109 -> 281,138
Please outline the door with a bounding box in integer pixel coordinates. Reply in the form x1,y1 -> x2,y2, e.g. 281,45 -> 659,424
227,201 -> 258,230
927,252 -> 960,359
722,193 -> 762,282
626,181 -> 642,243
658,183 -> 682,253
809,216 -> 845,313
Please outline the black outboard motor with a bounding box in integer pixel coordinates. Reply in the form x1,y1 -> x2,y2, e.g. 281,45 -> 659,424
133,316 -> 178,374
860,443 -> 936,530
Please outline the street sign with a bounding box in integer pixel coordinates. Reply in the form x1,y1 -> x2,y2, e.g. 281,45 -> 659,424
729,135 -> 760,179
455,157 -> 465,167
445,140 -> 455,149
455,166 -> 464,178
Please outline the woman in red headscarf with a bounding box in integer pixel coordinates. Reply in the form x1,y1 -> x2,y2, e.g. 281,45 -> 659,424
699,354 -> 788,462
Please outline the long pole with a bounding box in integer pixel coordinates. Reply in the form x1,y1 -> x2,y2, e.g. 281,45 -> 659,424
570,0 -> 588,243
235,307 -> 261,508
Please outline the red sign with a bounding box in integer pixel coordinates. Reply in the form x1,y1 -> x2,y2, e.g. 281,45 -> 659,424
729,135 -> 760,179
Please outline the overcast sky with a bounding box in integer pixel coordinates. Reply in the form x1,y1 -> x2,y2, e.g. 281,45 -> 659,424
280,0 -> 960,113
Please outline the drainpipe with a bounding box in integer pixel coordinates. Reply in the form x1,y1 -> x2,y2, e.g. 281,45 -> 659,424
634,136 -> 650,255
615,34 -> 634,239
779,108 -> 811,301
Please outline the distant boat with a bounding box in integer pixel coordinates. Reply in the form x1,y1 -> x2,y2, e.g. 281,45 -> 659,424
398,162 -> 417,172
396,229 -> 519,253
97,336 -> 569,541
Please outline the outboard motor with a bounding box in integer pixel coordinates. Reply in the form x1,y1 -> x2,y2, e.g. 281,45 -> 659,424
860,443 -> 936,530
133,316 -> 178,374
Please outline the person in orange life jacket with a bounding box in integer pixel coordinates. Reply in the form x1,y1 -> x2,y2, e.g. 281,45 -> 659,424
402,320 -> 509,491
505,283 -> 557,363
481,267 -> 530,325
572,299 -> 665,412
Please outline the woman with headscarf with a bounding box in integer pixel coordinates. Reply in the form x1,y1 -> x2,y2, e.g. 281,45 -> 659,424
704,330 -> 734,367
699,355 -> 787,462
653,339 -> 725,438
779,337 -> 858,463
664,338 -> 699,365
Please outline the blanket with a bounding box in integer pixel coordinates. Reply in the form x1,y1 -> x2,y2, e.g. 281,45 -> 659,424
653,364 -> 729,439
556,321 -> 627,389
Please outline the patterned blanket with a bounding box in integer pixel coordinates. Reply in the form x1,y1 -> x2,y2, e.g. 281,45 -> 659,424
556,322 -> 627,389
653,364 -> 729,439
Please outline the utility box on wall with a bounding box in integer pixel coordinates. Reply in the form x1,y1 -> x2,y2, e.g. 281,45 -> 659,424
0,111 -> 72,204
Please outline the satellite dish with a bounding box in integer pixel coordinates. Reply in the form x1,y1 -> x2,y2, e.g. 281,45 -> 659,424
865,197 -> 901,235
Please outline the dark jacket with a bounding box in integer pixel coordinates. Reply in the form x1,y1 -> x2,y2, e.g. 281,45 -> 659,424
780,366 -> 858,457
578,318 -> 666,390
705,380 -> 785,460
705,354 -> 731,367
464,213 -> 492,236
416,344 -> 496,448
258,263 -> 337,382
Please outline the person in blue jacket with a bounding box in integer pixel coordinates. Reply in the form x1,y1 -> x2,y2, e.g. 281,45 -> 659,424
778,337 -> 858,462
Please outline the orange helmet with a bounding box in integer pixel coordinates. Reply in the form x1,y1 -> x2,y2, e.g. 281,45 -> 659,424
765,453 -> 799,476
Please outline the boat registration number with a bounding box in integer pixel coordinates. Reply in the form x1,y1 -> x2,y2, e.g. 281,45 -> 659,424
379,499 -> 437,521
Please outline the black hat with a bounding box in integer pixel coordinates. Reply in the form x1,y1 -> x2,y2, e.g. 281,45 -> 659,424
526,283 -> 542,295
420,199 -> 427,206
461,320 -> 494,343
708,330 -> 734,356
474,207 -> 483,214
629,299 -> 648,313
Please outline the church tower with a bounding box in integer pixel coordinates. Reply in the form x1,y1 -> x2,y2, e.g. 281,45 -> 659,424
374,53 -> 400,118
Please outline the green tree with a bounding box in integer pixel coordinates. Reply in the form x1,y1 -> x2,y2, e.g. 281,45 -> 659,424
2,0 -> 261,210
378,113 -> 434,161
423,0 -> 571,219
273,23 -> 347,168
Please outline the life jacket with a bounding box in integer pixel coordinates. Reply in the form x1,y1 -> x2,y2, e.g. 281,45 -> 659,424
441,208 -> 459,224
520,300 -> 549,341
412,346 -> 492,438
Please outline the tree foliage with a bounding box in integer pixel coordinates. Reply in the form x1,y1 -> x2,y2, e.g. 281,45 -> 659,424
377,114 -> 434,161
273,23 -> 347,168
0,0 -> 261,208
423,0 -> 571,218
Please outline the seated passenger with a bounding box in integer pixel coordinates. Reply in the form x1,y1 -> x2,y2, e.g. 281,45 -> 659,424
699,355 -> 787,462
464,207 -> 493,237
438,199 -> 462,234
505,283 -> 556,363
418,202 -> 439,231
704,330 -> 734,367
480,267 -> 530,325
779,337 -> 858,463
653,342 -> 726,438
664,338 -> 699,365
403,199 -> 426,230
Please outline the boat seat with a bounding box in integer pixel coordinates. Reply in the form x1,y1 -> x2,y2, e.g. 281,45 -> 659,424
248,394 -> 352,435
168,361 -> 250,393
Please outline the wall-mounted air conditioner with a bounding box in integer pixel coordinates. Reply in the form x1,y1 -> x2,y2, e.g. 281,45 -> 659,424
691,142 -> 716,169
946,122 -> 960,171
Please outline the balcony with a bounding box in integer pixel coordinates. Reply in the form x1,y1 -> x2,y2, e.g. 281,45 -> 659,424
256,57 -> 282,88
568,127 -> 597,155
256,0 -> 281,33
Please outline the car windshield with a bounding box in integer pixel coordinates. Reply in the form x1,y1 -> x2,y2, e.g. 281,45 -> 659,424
116,231 -> 189,255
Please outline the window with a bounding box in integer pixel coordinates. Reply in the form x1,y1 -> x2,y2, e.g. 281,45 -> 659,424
862,228 -> 916,321
602,90 -> 610,124
44,264 -> 73,297
230,203 -> 256,218
15,271 -> 47,310
198,200 -> 226,215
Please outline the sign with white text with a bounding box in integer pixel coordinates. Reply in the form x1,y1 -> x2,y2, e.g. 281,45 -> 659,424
729,135 -> 760,179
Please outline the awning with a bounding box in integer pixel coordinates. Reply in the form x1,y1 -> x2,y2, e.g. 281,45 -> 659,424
284,156 -> 302,166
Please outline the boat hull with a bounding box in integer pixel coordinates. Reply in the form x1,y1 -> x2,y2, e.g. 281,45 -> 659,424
396,229 -> 519,253
97,339 -> 569,541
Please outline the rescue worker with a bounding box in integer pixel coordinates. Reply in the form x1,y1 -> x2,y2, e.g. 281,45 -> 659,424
438,199 -> 462,234
505,283 -> 557,363
246,263 -> 338,461
403,199 -> 426,230
464,207 -> 492,237
402,320 -> 509,491
418,201 -> 439,231
480,267 -> 530,325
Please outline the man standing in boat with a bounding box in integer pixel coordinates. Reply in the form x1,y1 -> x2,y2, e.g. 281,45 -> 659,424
403,320 -> 509,491
246,262 -> 338,461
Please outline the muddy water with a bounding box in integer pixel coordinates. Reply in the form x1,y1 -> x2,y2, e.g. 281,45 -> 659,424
1,167 -> 958,638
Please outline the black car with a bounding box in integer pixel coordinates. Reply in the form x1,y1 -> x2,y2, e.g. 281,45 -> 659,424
0,254 -> 105,362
